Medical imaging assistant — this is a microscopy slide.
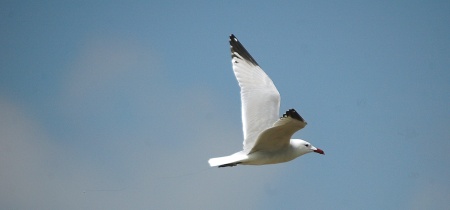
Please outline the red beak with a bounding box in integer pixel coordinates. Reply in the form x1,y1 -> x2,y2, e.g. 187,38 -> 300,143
314,148 -> 325,155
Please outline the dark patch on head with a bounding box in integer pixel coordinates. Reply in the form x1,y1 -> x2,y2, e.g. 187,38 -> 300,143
283,109 -> 306,123
229,34 -> 259,66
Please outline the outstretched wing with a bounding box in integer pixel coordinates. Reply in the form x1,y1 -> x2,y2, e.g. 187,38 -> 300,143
249,109 -> 307,153
229,34 -> 281,153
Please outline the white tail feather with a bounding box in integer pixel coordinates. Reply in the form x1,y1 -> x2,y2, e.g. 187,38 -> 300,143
208,153 -> 248,167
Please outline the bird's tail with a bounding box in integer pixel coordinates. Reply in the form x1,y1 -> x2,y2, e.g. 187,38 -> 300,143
208,153 -> 248,167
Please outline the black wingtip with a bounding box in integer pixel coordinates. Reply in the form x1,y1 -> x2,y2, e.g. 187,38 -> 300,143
229,34 -> 259,66
283,109 -> 306,123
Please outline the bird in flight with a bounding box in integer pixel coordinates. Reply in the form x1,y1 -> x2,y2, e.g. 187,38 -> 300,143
208,34 -> 324,168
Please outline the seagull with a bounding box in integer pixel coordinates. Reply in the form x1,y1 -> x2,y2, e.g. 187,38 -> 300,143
208,34 -> 324,168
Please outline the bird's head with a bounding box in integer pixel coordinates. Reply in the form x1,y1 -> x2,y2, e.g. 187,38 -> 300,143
293,139 -> 325,155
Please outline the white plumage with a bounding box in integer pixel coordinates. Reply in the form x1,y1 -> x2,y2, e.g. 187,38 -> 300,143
208,34 -> 324,168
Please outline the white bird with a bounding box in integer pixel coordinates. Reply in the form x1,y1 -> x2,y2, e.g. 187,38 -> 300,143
208,34 -> 324,168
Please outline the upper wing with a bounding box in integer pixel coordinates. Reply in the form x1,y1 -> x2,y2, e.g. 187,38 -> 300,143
249,109 -> 307,153
229,34 -> 281,152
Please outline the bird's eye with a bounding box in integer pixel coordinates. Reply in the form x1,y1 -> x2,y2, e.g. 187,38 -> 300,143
305,144 -> 310,147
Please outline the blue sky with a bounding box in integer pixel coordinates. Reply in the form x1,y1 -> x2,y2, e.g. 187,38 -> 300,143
1,1 -> 449,209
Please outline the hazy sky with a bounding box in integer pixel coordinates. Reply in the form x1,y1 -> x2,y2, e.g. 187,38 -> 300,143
1,1 -> 449,209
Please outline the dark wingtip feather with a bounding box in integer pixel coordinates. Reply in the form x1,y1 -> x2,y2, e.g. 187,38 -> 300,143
229,34 -> 259,66
283,109 -> 306,123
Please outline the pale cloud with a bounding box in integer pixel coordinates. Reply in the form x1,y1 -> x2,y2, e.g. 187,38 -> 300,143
0,37 -> 282,209
60,36 -> 164,123
0,98 -> 52,208
409,181 -> 450,210
0,97 -> 103,209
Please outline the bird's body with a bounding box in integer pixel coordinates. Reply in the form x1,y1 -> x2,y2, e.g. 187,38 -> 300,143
208,34 -> 324,168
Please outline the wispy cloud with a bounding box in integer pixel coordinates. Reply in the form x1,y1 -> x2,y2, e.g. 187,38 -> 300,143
0,36 -> 283,209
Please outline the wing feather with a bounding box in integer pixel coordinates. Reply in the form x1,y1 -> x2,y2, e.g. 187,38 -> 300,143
249,109 -> 307,153
229,34 -> 281,152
